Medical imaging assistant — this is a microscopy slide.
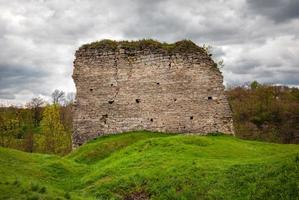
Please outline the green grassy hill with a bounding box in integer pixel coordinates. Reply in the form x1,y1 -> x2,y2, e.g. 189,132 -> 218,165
0,131 -> 299,200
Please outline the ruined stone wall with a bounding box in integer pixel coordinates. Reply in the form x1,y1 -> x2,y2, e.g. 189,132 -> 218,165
72,40 -> 234,146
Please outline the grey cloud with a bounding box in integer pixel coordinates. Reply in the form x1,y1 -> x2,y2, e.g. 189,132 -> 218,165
122,1 -> 186,40
255,69 -> 299,85
247,0 -> 299,23
0,91 -> 15,100
229,60 -> 260,75
121,0 -> 246,44
0,64 -> 49,99
222,35 -> 299,87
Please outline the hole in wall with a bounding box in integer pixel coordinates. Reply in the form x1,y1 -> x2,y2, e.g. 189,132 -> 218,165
190,116 -> 193,120
174,98 -> 177,102
90,88 -> 93,92
108,100 -> 114,104
156,82 -> 160,85
136,99 -> 140,103
150,118 -> 153,122
111,84 -> 113,86
208,96 -> 212,100
101,114 -> 108,124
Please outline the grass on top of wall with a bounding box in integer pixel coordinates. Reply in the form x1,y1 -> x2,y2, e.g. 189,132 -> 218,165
79,39 -> 206,55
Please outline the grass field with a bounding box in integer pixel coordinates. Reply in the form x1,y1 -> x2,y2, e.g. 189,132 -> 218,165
0,131 -> 299,199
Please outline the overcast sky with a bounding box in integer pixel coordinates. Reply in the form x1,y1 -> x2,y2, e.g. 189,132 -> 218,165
0,0 -> 299,104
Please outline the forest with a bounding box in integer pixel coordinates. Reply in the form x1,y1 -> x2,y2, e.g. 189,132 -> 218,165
0,82 -> 298,155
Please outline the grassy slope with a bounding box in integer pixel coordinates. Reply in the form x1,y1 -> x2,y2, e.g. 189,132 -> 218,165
0,131 -> 298,200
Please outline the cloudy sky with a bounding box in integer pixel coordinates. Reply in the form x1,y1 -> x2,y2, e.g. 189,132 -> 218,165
0,0 -> 299,104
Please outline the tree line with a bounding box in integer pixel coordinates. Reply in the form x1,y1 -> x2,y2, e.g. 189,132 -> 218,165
0,90 -> 73,155
0,82 -> 298,155
227,81 -> 299,143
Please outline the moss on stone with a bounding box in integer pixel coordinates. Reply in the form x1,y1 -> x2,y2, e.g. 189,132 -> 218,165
79,39 -> 205,54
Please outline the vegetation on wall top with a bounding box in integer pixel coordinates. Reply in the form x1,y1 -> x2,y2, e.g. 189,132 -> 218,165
79,39 -> 206,54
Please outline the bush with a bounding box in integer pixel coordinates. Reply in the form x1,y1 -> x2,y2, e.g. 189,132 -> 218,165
79,39 -> 205,55
39,186 -> 47,194
27,194 -> 39,200
30,183 -> 39,192
64,192 -> 71,199
13,179 -> 20,186
207,132 -> 225,136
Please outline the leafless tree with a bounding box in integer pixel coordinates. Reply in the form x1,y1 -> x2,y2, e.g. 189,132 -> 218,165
65,92 -> 75,105
26,97 -> 45,127
27,97 -> 44,108
51,90 -> 65,105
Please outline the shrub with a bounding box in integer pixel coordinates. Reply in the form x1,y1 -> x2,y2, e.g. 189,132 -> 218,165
64,192 -> 71,199
79,39 -> 205,55
39,186 -> 47,194
30,183 -> 40,192
13,179 -> 20,186
27,194 -> 39,200
207,132 -> 225,136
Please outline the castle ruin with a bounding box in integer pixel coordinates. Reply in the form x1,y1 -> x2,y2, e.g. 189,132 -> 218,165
72,40 -> 234,146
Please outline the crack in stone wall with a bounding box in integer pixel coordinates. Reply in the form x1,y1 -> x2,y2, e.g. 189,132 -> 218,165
111,53 -> 120,101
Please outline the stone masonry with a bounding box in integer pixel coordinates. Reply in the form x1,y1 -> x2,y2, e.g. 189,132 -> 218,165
72,40 -> 234,146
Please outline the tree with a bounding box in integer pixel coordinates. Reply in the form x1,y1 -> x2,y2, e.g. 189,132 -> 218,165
65,92 -> 75,105
0,114 -> 6,147
51,90 -> 65,105
202,44 -> 224,69
23,130 -> 34,153
202,44 -> 213,55
250,81 -> 260,90
217,60 -> 225,69
227,84 -> 299,143
26,97 -> 44,127
61,92 -> 75,131
40,104 -> 71,155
